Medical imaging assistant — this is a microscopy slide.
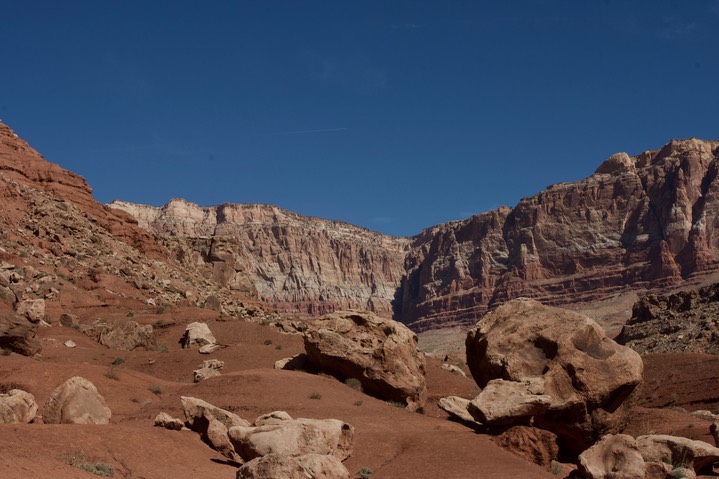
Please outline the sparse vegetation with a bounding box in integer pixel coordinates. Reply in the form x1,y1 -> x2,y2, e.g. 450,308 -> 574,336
309,392 -> 322,400
111,356 -> 125,366
156,344 -> 169,353
126,311 -> 134,317
263,339 -> 272,346
105,367 -> 120,380
551,460 -> 562,476
0,381 -> 28,394
357,466 -> 373,479
274,344 -> 282,350
344,377 -> 363,392
1,347 -> 11,356
155,306 -> 166,314
65,452 -> 114,477
148,384 -> 163,395
385,401 -> 406,408
354,400 -> 363,407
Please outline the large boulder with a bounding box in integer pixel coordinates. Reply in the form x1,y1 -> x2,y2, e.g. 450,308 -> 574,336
193,359 -> 224,383
467,377 -> 553,425
577,434 -> 646,479
228,413 -> 354,462
181,322 -> 218,350
0,312 -> 41,355
465,298 -> 643,453
181,396 -> 250,461
236,453 -> 350,479
578,433 -> 719,479
303,310 -> 426,411
43,377 -> 111,424
0,389 -> 38,424
97,320 -> 154,351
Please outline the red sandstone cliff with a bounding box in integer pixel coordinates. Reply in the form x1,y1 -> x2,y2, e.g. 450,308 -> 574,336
399,139 -> 719,330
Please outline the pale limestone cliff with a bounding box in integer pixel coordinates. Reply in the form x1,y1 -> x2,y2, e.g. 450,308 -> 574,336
109,199 -> 410,317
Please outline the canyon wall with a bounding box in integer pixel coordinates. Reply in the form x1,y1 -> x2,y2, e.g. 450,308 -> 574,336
111,139 -> 719,331
109,199 -> 410,317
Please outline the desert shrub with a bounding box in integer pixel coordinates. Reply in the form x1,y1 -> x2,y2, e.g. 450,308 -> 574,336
357,466 -> 373,479
105,367 -> 120,380
111,357 -> 125,366
0,381 -> 28,394
126,311 -> 134,317
385,401 -> 406,409
263,339 -> 272,346
1,347 -> 11,356
66,452 -> 114,477
309,392 -> 322,400
275,344 -> 282,350
148,384 -> 163,395
344,378 -> 363,392
354,400 -> 363,407
155,344 -> 169,353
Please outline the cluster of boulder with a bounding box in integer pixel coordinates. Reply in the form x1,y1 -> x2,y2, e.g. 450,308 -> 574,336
438,298 -> 719,477
156,397 -> 353,478
0,376 -> 110,425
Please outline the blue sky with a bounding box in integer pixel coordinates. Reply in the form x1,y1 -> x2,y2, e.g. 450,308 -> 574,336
1,1 -> 718,237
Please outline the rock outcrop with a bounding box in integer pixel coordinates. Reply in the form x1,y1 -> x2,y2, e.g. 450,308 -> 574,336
109,199 -> 410,318
465,298 -> 643,453
181,322 -> 218,352
80,320 -> 154,351
43,376 -> 111,424
303,310 -> 426,411
617,283 -> 719,354
181,396 -> 250,461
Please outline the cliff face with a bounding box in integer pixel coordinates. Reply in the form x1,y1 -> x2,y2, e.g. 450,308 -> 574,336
108,138 -> 719,331
109,199 -> 410,317
399,139 -> 719,330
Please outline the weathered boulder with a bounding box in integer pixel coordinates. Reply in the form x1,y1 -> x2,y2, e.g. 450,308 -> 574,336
274,353 -> 307,371
437,396 -> 477,424
59,312 -> 79,327
236,453 -> 350,479
255,411 -> 294,426
98,320 -> 154,351
181,322 -> 217,350
637,434 -> 719,474
577,434 -> 646,479
153,412 -> 185,430
579,433 -> 719,479
493,426 -> 559,469
0,389 -> 38,424
0,312 -> 41,355
303,310 -> 426,411
228,416 -> 354,462
193,359 -> 224,383
467,378 -> 553,425
43,377 -> 111,424
181,396 -> 249,460
15,299 -> 45,323
465,298 -> 643,453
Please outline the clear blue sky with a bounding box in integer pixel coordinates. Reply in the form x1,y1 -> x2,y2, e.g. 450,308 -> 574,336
2,1 -> 718,237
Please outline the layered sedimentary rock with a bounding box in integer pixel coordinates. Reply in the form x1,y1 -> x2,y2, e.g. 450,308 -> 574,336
400,139 -> 719,330
111,138 -> 719,332
109,199 -> 410,317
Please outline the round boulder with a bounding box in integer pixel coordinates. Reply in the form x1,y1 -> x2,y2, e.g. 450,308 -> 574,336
43,376 -> 111,424
466,298 -> 643,453
303,310 -> 426,411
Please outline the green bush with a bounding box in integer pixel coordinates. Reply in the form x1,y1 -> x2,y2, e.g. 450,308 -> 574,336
148,384 -> 163,395
309,392 -> 322,400
357,466 -> 373,479
344,378 -> 363,392
66,452 -> 114,477
111,357 -> 125,366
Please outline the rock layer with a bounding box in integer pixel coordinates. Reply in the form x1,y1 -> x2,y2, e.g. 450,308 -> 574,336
111,139 -> 719,332
109,199 -> 410,318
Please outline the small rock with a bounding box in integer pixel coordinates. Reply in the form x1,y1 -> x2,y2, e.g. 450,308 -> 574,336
63,340 -> 76,348
274,353 -> 307,370
154,412 -> 185,431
